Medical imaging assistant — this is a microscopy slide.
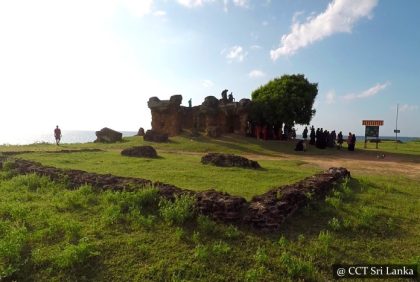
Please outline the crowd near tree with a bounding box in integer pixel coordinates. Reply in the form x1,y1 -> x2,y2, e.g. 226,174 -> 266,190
247,73 -> 357,152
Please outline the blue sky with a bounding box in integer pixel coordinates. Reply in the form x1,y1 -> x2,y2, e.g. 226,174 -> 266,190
1,0 -> 419,140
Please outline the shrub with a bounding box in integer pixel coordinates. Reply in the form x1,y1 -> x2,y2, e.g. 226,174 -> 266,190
174,227 -> 185,241
358,206 -> 377,228
280,251 -> 316,280
59,185 -> 97,211
129,209 -> 155,230
193,244 -> 209,262
159,194 -> 196,225
278,236 -> 288,248
224,225 -> 241,240
244,266 -> 267,282
325,195 -> 341,209
102,205 -> 124,226
254,247 -> 268,265
8,174 -> 52,192
328,217 -> 341,231
317,230 -> 333,255
211,241 -> 231,257
197,215 -> 217,235
53,237 -> 99,269
103,187 -> 159,214
0,224 -> 28,279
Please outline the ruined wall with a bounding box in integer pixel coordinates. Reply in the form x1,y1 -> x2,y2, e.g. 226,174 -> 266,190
148,94 -> 251,137
0,156 -> 350,230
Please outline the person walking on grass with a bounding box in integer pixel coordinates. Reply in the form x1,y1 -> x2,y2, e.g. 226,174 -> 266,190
54,125 -> 62,145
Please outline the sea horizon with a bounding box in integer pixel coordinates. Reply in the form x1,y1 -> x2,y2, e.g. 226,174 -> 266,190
0,130 -> 418,146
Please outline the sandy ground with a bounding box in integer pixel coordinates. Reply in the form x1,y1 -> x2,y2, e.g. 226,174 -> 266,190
250,150 -> 420,180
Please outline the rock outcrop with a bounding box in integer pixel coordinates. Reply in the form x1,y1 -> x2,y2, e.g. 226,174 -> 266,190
95,127 -> 122,143
148,94 -> 252,138
144,130 -> 168,142
121,146 -> 158,158
201,153 -> 261,169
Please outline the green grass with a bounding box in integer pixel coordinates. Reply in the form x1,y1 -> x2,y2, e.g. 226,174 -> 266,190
17,151 -> 319,199
0,170 -> 418,281
1,134 -> 419,280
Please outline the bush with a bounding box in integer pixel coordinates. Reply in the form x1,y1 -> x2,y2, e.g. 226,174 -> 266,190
224,225 -> 241,240
129,209 -> 156,230
0,224 -> 28,279
197,215 -> 217,235
159,194 -> 196,225
254,247 -> 268,265
8,174 -> 53,192
279,251 -> 316,280
193,244 -> 209,262
244,266 -> 267,282
211,241 -> 231,257
53,237 -> 99,269
328,217 -> 341,231
59,185 -> 97,211
103,187 -> 159,213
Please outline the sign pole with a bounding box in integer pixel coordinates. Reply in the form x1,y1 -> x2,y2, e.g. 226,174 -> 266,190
395,104 -> 399,150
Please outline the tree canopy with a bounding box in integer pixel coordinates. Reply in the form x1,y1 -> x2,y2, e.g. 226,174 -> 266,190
250,74 -> 318,127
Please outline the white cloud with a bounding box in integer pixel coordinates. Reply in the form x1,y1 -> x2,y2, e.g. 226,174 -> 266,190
121,0 -> 154,17
177,0 -> 215,8
153,10 -> 167,17
248,70 -> 265,78
224,45 -> 247,62
343,82 -> 390,100
325,90 -> 336,104
202,79 -> 215,88
233,0 -> 249,8
398,104 -> 419,112
270,0 -> 378,60
250,44 -> 262,50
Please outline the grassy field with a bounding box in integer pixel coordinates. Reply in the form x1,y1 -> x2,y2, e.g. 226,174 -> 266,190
1,134 -> 419,281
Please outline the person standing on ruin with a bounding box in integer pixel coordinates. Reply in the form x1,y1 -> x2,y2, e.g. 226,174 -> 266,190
54,125 -> 62,145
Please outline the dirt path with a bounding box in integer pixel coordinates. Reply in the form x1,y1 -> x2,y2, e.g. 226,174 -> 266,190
162,149 -> 420,180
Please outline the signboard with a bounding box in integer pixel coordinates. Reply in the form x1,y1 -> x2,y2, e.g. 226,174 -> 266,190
362,120 -> 384,149
362,120 -> 384,126
366,126 -> 379,137
394,129 -> 400,133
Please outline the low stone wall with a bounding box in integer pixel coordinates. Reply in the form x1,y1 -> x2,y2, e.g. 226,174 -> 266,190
0,157 -> 349,230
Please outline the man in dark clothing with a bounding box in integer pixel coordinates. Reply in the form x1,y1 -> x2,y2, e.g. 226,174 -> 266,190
309,126 -> 316,145
337,131 -> 343,149
54,126 -> 62,145
302,126 -> 308,140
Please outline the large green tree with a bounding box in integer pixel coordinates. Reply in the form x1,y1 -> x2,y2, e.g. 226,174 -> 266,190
250,74 -> 318,127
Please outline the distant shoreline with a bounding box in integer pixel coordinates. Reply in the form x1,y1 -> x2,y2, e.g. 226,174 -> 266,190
0,131 -> 418,146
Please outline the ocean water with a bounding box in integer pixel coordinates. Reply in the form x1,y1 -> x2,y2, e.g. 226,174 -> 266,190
0,131 -> 418,146
0,130 -> 138,145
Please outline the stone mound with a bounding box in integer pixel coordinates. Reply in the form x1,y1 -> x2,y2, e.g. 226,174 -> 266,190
121,146 -> 158,158
144,130 -> 168,142
201,153 -> 261,169
95,127 -> 122,143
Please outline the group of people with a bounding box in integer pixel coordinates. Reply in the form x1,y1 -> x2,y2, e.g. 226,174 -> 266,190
295,126 -> 357,151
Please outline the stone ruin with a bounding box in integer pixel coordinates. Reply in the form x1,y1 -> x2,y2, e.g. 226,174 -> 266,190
148,93 -> 252,138
0,155 -> 350,231
201,153 -> 261,169
95,127 -> 122,143
121,146 -> 158,158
